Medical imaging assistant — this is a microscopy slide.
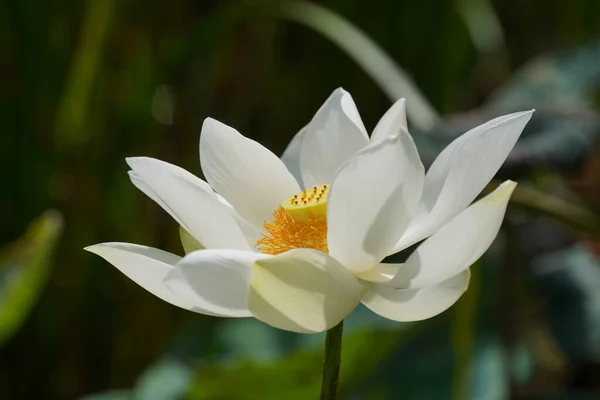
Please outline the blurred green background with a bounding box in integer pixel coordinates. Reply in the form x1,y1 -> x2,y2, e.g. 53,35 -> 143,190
3,0 -> 600,399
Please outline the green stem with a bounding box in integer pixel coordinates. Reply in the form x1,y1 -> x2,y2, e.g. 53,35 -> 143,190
320,320 -> 344,400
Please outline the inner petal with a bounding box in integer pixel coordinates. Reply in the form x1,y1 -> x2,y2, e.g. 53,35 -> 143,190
257,185 -> 330,255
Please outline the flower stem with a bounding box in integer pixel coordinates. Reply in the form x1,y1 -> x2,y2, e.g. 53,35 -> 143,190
320,320 -> 344,400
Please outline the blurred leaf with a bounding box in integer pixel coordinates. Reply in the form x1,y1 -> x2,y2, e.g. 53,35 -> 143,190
133,357 -> 194,400
409,42 -> 600,176
187,320 -> 427,400
490,41 -> 600,109
487,180 -> 600,238
53,0 -> 114,148
277,0 -> 440,131
79,358 -> 193,400
531,243 -> 600,364
455,0 -> 504,54
451,265 -> 479,400
0,211 -> 63,346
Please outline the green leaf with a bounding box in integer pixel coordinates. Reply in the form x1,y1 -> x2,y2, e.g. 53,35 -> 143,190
0,211 -> 63,346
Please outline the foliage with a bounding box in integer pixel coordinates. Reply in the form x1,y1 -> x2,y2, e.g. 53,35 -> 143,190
0,211 -> 63,346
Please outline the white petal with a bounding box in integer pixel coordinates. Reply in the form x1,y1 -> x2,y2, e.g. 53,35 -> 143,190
247,249 -> 364,333
164,249 -> 266,318
281,126 -> 306,188
85,243 -> 201,312
179,226 -> 204,254
389,181 -> 516,289
370,98 -> 407,143
355,263 -> 401,284
131,170 -> 257,247
200,118 -> 300,227
128,170 -> 185,228
362,269 -> 470,322
394,110 -> 532,251
327,130 -> 424,273
299,88 -> 369,188
216,194 -> 263,247
127,157 -> 251,251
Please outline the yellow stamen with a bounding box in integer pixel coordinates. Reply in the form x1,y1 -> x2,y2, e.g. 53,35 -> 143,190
257,184 -> 329,255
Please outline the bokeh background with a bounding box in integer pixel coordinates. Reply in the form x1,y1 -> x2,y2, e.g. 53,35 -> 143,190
2,0 -> 600,399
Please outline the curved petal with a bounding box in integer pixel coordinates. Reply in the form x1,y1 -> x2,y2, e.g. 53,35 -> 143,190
84,242 -> 216,313
129,170 -> 185,228
133,169 -> 258,246
389,181 -> 516,289
248,249 -> 364,333
216,194 -> 263,247
362,269 -> 470,322
127,157 -> 251,251
200,118 -> 300,227
356,263 -> 401,284
327,130 -> 424,273
394,110 -> 532,251
164,249 -> 266,318
299,88 -> 369,188
281,126 -> 307,188
370,98 -> 407,143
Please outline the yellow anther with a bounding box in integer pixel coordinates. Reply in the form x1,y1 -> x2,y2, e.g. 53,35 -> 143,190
256,184 -> 330,255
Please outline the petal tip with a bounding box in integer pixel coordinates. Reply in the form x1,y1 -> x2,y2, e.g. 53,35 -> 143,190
483,180 -> 517,206
201,117 -> 219,131
515,109 -> 535,120
201,118 -> 238,140
498,179 -> 518,192
125,156 -> 149,168
84,243 -> 106,255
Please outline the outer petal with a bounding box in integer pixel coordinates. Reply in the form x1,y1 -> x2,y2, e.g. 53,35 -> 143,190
129,170 -> 184,228
164,249 -> 267,318
84,243 -> 219,314
200,118 -> 300,227
370,98 -> 407,143
247,249 -> 365,333
127,157 -> 251,250
389,181 -> 516,289
393,110 -> 533,251
327,131 -> 424,273
280,126 -> 306,188
362,269 -> 470,322
299,88 -> 369,188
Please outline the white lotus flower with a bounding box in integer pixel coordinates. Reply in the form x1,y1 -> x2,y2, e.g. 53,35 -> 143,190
86,88 -> 533,333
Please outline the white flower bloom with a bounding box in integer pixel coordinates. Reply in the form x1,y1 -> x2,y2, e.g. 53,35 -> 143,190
86,88 -> 533,333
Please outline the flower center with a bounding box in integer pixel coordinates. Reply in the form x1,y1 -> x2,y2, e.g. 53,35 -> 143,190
256,185 -> 329,255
